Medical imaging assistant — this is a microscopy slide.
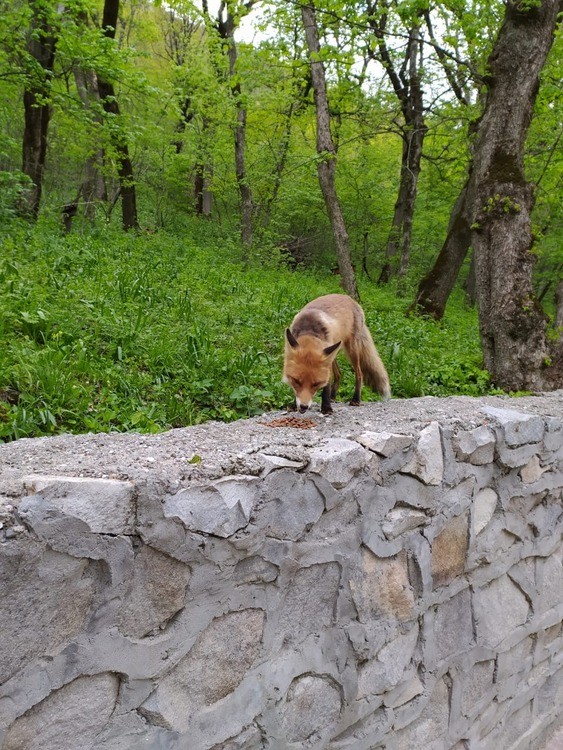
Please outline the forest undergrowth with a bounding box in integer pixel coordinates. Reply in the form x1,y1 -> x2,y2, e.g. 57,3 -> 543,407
0,217 -> 499,441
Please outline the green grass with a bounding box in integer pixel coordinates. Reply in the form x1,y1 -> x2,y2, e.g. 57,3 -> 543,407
0,218 -> 495,440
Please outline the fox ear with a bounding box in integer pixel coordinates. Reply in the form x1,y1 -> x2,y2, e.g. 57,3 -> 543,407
323,341 -> 341,357
286,328 -> 299,349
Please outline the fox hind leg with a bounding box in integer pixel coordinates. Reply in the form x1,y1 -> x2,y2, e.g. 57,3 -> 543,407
347,342 -> 363,406
331,360 -> 341,400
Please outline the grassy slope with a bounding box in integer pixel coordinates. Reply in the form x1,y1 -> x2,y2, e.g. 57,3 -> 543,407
0,220 -> 493,440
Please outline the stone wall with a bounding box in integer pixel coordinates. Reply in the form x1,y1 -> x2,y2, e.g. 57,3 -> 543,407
0,395 -> 561,750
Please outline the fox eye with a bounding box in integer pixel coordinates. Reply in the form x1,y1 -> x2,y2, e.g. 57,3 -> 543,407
291,377 -> 302,387
311,382 -> 322,390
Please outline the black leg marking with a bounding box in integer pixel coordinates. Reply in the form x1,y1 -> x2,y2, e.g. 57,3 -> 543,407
321,385 -> 333,414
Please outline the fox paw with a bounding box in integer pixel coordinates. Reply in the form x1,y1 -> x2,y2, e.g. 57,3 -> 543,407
349,399 -> 361,407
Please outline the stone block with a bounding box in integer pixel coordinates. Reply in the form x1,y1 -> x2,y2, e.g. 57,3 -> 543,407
382,507 -> 428,539
164,475 -> 259,538
357,626 -> 419,697
258,470 -> 325,540
279,674 -> 342,744
350,548 -> 416,623
497,636 -> 534,684
472,489 -> 498,535
257,453 -> 307,476
308,438 -> 368,488
272,562 -> 340,648
474,575 -> 530,648
394,677 -> 450,749
454,426 -> 496,465
431,512 -> 469,588
0,539 -> 97,683
383,675 -> 424,708
24,475 -> 135,535
140,608 -> 265,731
3,673 -> 119,750
401,422 -> 444,486
433,588 -> 474,663
233,555 -> 279,584
460,660 -> 495,717
357,432 -> 413,457
537,551 -> 563,615
481,407 -> 545,447
211,725 -> 264,750
117,545 -> 191,638
520,455 -> 547,484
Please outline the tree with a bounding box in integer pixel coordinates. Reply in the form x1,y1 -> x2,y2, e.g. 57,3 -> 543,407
20,0 -> 60,219
300,1 -> 359,300
203,0 -> 257,253
468,0 -> 562,390
98,0 -> 138,231
365,1 -> 427,282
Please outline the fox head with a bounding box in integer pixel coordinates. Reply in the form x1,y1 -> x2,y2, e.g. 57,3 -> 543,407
283,328 -> 341,412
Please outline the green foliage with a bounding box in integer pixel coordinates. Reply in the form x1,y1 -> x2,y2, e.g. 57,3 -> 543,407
0,219 -> 493,441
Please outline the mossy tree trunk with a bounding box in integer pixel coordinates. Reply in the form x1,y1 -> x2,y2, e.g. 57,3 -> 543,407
469,0 -> 562,390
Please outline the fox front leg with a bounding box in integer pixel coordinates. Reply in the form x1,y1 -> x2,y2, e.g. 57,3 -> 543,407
321,384 -> 333,414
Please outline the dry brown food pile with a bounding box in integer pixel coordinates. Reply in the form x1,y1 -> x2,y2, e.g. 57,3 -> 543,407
259,416 -> 317,429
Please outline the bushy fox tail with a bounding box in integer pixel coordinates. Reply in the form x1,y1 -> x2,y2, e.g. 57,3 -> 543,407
358,325 -> 391,399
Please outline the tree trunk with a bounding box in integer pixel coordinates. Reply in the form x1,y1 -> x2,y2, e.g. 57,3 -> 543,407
379,25 -> 427,283
73,65 -> 107,222
20,1 -> 58,219
470,0 -> 562,390
301,2 -> 359,301
98,0 -> 138,231
224,20 -> 253,252
409,180 -> 472,318
379,121 -> 425,282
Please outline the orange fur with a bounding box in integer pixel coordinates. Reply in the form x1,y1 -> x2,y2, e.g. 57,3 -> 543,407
283,294 -> 390,414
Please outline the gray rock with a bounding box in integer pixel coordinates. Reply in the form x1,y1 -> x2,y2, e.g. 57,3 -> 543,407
23,475 -> 135,534
432,588 -> 474,663
117,545 -> 191,638
400,422 -> 444,485
308,438 -> 368,488
454,425 -> 496,465
481,406 -> 545,447
3,673 -> 119,750
356,432 -> 413,457
140,608 -> 265,732
474,575 -> 530,648
0,539 -> 97,684
382,507 -> 428,539
357,626 -> 419,697
279,674 -> 342,744
164,476 -> 259,538
257,470 -> 325,540
473,488 -> 498,535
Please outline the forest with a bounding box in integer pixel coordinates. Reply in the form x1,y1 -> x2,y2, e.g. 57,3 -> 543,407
0,0 -> 561,440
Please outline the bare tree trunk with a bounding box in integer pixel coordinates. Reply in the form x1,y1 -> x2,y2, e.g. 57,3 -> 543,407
98,0 -> 138,231
301,2 -> 359,301
379,24 -> 427,282
20,1 -> 58,219
409,180 -> 472,317
209,3 -> 255,255
470,0 -> 562,390
225,21 -> 253,251
73,65 -> 107,222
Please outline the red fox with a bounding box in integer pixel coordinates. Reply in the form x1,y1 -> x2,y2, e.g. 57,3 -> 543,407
283,294 -> 391,414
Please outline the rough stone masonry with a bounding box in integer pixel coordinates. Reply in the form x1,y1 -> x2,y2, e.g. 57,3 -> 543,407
0,394 -> 561,750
